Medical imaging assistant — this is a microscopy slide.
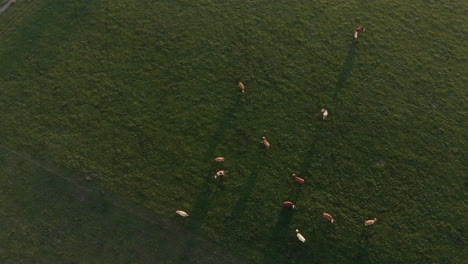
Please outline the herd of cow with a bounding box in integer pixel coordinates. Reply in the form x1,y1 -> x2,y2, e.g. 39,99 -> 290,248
176,27 -> 374,243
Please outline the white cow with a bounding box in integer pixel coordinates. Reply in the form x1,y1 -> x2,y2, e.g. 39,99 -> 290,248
296,229 -> 306,243
176,210 -> 189,217
321,108 -> 328,120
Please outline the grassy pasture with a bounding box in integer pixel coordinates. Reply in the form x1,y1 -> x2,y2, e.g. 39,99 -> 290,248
0,0 -> 466,263
0,146 -> 246,264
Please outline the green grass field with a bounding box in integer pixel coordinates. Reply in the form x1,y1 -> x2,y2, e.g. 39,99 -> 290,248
0,0 -> 466,263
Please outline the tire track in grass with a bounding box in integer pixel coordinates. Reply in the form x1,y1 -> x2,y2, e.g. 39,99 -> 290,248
0,2 -> 245,262
0,143 -> 247,263
0,0 -> 15,14
0,0 -> 41,37
0,0 -> 47,30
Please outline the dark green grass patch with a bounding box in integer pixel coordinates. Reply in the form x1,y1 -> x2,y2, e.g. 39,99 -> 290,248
0,147 -> 246,264
0,0 -> 466,263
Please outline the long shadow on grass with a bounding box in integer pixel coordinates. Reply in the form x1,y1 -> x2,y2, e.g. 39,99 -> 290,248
261,152 -> 306,263
352,229 -> 372,263
262,183 -> 304,264
333,44 -> 357,102
179,95 -> 244,262
261,136 -> 316,262
228,168 -> 259,220
0,145 -> 245,264
262,209 -> 295,263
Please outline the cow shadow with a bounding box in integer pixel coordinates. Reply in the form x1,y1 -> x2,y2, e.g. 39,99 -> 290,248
179,95 -> 243,262
261,208 -> 295,264
333,44 -> 357,102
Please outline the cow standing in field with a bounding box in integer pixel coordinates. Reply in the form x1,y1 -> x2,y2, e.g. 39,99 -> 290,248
365,218 -> 378,226
214,170 -> 228,179
322,213 -> 335,223
238,82 -> 245,93
292,173 -> 305,184
283,201 -> 296,209
176,210 -> 189,217
321,108 -> 328,120
214,157 -> 225,162
354,27 -> 365,42
262,136 -> 270,148
296,229 -> 306,243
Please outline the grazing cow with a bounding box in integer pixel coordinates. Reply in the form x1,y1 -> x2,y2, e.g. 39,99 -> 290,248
322,213 -> 335,223
262,136 -> 270,148
296,229 -> 306,243
321,108 -> 328,120
292,173 -> 305,184
214,157 -> 225,162
365,218 -> 378,226
283,201 -> 296,209
214,170 -> 228,179
238,82 -> 245,93
354,27 -> 365,42
176,210 -> 189,217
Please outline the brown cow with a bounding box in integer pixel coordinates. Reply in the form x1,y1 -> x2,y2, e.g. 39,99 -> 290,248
322,213 -> 335,223
292,173 -> 305,184
365,218 -> 378,226
238,82 -> 245,93
283,201 -> 296,209
354,27 -> 365,42
214,157 -> 225,162
214,170 -> 228,179
262,136 -> 270,148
